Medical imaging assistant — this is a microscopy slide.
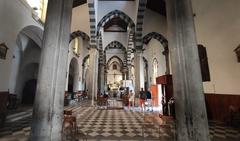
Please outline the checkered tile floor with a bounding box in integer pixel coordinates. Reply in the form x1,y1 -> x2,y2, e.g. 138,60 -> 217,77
0,100 -> 239,141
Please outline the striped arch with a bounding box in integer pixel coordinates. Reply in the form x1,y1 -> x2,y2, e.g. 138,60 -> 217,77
87,0 -> 97,46
106,55 -> 124,70
104,41 -> 126,52
135,0 -> 147,49
82,54 -> 90,67
143,32 -> 168,47
70,30 -> 90,42
104,41 -> 127,68
97,10 -> 135,36
143,56 -> 148,67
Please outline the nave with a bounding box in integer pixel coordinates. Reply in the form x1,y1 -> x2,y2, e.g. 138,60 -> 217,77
0,99 -> 239,141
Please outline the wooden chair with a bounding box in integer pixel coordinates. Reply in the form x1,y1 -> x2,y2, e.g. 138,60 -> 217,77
159,114 -> 176,140
229,105 -> 240,126
142,115 -> 160,138
74,128 -> 88,141
62,115 -> 77,140
64,110 -> 73,115
97,96 -> 108,108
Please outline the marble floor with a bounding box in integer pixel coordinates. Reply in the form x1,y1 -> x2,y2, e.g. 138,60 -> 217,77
0,100 -> 239,141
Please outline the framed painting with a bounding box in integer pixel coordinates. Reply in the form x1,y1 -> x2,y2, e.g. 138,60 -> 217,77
0,43 -> 8,59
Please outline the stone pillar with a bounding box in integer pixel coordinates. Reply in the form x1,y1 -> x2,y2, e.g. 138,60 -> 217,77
162,46 -> 170,75
30,0 -> 73,140
104,68 -> 108,91
99,64 -> 105,93
166,0 -> 210,141
73,71 -> 79,92
88,47 -> 99,106
134,50 -> 144,97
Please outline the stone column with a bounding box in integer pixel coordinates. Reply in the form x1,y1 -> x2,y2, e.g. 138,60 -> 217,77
99,64 -> 105,93
162,46 -> 170,75
166,0 -> 210,141
30,0 -> 73,140
88,47 -> 99,106
134,50 -> 144,97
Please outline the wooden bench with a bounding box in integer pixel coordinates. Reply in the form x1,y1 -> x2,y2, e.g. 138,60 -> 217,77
0,92 -> 8,127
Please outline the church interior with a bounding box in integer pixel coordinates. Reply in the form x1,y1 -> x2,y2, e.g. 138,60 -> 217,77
0,0 -> 240,141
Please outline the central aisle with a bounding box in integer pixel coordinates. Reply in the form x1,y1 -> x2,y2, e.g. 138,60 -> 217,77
66,100 -> 174,141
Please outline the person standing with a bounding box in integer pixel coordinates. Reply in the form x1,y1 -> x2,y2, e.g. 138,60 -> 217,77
146,89 -> 153,111
139,88 -> 146,112
128,90 -> 134,110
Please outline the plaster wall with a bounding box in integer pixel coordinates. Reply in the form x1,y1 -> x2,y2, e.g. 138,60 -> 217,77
102,32 -> 128,50
192,0 -> 240,95
142,9 -> 167,38
106,49 -> 125,63
97,1 -> 137,24
0,0 -> 42,92
71,4 -> 90,36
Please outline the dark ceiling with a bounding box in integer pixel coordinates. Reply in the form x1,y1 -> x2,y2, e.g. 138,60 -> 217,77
73,0 -> 87,8
72,0 -> 166,16
146,0 -> 166,16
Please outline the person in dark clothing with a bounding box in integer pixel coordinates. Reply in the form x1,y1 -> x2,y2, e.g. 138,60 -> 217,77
139,88 -> 146,112
146,89 -> 153,111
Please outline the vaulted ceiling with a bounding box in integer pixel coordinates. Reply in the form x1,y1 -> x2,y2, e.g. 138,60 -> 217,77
72,0 -> 166,17
73,0 -> 166,16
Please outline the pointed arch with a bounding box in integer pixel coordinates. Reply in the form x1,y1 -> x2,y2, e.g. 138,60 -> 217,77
152,58 -> 158,84
107,55 -> 124,69
82,54 -> 90,67
17,25 -> 44,50
104,41 -> 126,52
143,32 -> 168,48
97,10 -> 135,36
70,30 -> 90,42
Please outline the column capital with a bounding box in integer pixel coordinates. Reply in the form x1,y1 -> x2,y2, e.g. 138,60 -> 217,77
133,48 -> 143,54
88,44 -> 98,50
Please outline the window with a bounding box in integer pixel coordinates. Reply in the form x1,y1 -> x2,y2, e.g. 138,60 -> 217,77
152,58 -> 158,84
113,64 -> 117,70
234,45 -> 240,63
198,44 -> 210,81
26,0 -> 48,23
73,38 -> 80,56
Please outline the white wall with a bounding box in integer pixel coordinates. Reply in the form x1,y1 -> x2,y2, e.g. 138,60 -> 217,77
71,4 -> 90,35
106,49 -> 125,64
102,32 -> 128,50
192,0 -> 240,95
142,9 -> 167,38
0,0 -> 42,92
97,1 -> 137,24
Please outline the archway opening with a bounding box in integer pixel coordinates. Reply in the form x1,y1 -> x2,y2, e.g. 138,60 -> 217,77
8,25 -> 43,106
67,58 -> 79,99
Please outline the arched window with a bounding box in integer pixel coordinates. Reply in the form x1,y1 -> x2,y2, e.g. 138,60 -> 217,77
26,0 -> 48,23
73,38 -> 80,56
113,64 -> 117,70
152,58 -> 158,84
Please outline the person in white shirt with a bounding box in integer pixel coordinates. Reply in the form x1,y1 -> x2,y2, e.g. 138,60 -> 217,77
128,90 -> 134,109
